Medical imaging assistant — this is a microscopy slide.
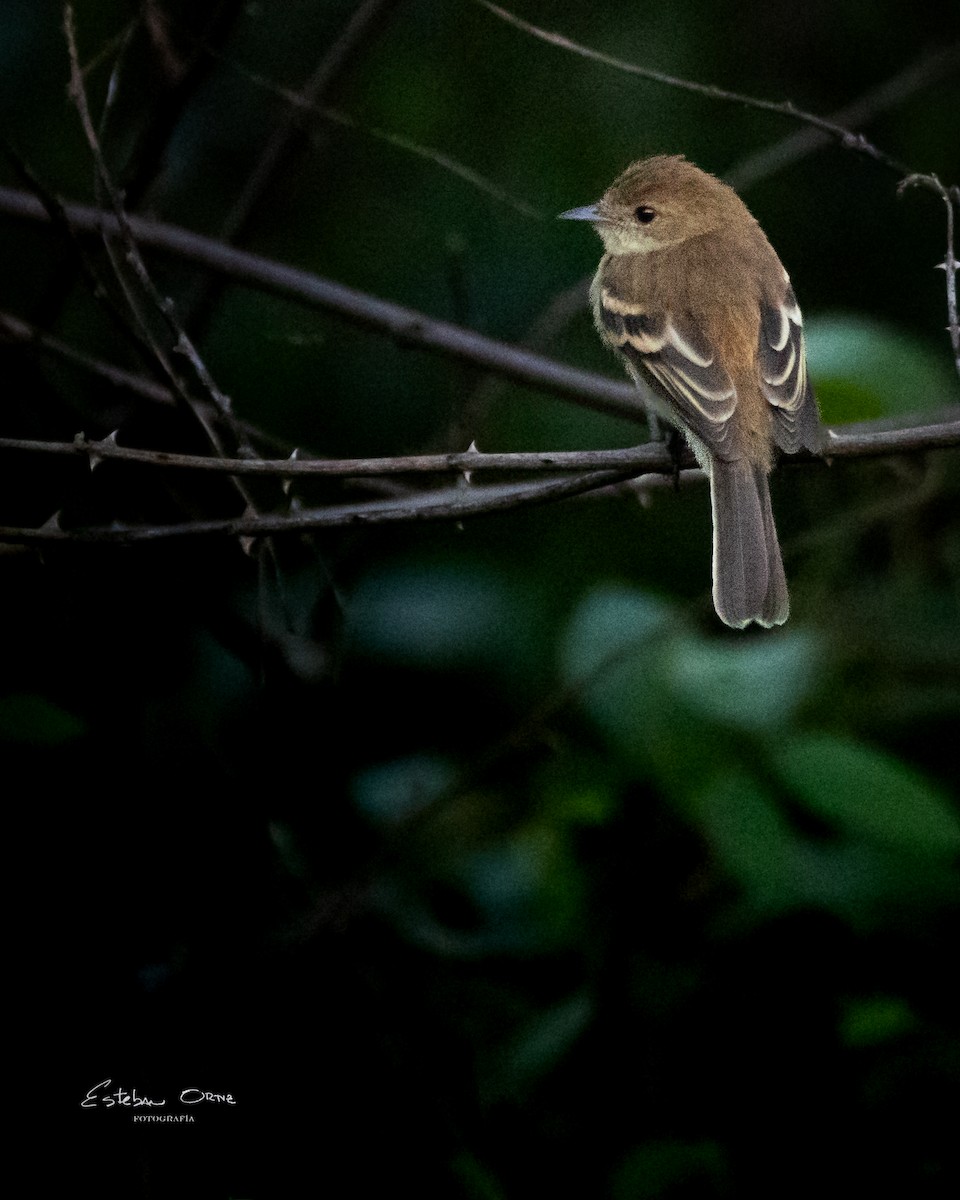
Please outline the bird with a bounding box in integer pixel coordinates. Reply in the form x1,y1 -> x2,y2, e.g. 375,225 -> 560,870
560,154 -> 823,628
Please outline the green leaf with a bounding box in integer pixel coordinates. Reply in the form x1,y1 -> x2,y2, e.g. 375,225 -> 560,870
0,693 -> 85,745
559,584 -> 674,770
484,991 -> 593,1101
347,561 -> 526,673
805,312 -> 956,423
532,751 -> 621,825
774,733 -> 960,857
456,824 -> 584,952
614,1139 -> 727,1200
561,584 -> 673,680
664,629 -> 819,732
693,768 -> 801,910
352,754 -> 456,826
839,995 -> 916,1047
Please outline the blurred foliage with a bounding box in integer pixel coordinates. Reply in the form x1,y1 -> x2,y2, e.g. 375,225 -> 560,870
1,1 -> 958,1197
806,313 -> 958,423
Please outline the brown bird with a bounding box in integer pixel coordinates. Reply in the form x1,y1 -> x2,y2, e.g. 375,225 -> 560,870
561,155 -> 823,628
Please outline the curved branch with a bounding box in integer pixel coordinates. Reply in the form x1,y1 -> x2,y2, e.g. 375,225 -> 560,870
0,418 -> 957,482
0,469 -> 640,546
0,184 -> 643,424
0,417 -> 957,548
725,43 -> 960,191
479,2 -> 960,180
213,0 -> 405,250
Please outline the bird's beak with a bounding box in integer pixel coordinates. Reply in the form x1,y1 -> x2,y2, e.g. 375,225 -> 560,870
558,203 -> 603,222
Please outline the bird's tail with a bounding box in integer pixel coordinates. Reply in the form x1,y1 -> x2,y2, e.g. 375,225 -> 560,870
709,458 -> 789,629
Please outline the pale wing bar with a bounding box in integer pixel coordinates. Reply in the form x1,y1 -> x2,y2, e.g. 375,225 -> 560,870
598,288 -> 737,456
759,283 -> 821,454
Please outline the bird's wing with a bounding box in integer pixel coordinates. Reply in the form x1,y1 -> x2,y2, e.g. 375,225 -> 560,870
758,283 -> 822,454
596,285 -> 738,457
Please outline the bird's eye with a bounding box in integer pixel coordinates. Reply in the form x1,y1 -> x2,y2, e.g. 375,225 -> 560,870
634,206 -> 656,224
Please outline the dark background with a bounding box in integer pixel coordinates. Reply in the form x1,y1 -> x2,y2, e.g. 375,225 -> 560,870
2,2 -> 959,1197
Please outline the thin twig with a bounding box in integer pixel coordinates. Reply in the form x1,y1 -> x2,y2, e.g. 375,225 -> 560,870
726,42 -> 960,190
0,436 -> 674,477
0,137 -> 175,383
196,43 -> 542,222
184,0 -> 405,334
76,14 -> 139,80
106,2 -> 244,209
7,305 -> 955,480
0,185 -> 643,422
4,181 -> 960,434
0,310 -> 175,406
63,2 -> 277,569
898,173 -> 960,384
0,417 -> 956,484
499,44 -> 960,422
64,1 -> 269,469
0,310 -> 306,462
4,412 -> 960,547
215,0 -> 406,247
63,4 -> 236,441
478,1 -> 914,176
0,469 -> 641,546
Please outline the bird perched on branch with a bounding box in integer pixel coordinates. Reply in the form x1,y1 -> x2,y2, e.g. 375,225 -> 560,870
561,155 -> 823,628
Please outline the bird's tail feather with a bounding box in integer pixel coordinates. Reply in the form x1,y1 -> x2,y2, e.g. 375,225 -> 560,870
709,458 -> 789,629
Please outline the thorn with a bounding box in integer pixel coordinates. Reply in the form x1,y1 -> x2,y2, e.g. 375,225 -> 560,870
633,478 -> 653,509
87,429 -> 119,471
283,449 -> 300,495
463,439 -> 480,484
239,506 -> 258,557
40,510 -> 62,532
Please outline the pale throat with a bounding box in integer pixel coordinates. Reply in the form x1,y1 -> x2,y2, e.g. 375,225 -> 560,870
597,226 -> 677,256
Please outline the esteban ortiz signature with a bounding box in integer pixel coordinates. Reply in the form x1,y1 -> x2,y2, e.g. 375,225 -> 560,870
81,1080 -> 237,1108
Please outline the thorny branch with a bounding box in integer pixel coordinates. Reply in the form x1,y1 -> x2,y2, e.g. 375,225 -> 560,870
0,468 -> 640,546
0,4 -> 954,553
898,174 -> 960,383
63,5 -> 227,425
0,419 -> 957,547
62,2 -> 264,488
0,419 -> 957,482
